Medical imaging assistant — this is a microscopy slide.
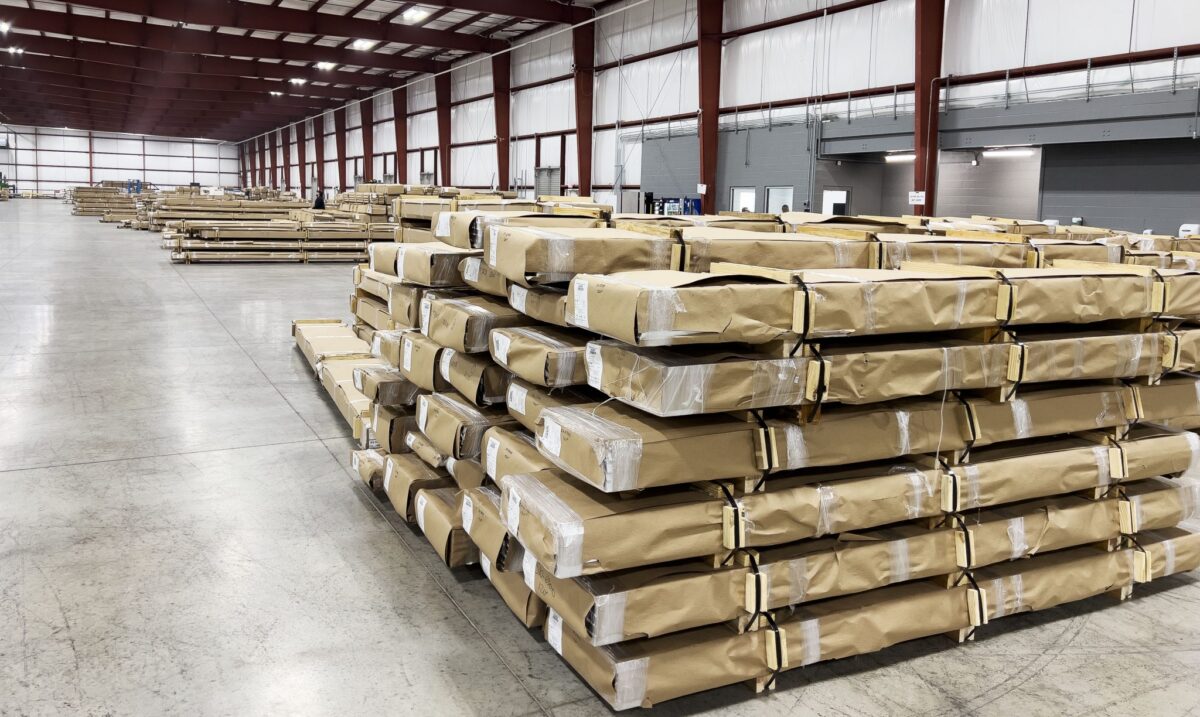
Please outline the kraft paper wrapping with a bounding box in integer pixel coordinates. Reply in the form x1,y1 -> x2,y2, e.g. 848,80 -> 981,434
585,341 -> 808,417
976,548 -> 1134,620
566,271 -> 798,347
944,438 -> 1116,511
459,255 -> 510,297
960,496 -> 1121,568
536,401 -> 764,492
460,485 -> 524,572
490,326 -> 589,388
508,283 -> 570,327
499,469 -> 725,578
352,449 -> 386,491
441,348 -> 510,407
395,330 -> 452,393
677,227 -> 874,272
735,463 -> 942,549
780,582 -> 978,670
1121,477 -> 1200,533
352,365 -> 425,407
489,226 -> 675,287
1135,375 -> 1200,428
1016,330 -> 1166,384
876,234 -> 1030,269
417,392 -> 517,461
819,340 -> 1011,404
382,453 -> 452,523
966,383 -> 1134,448
415,486 -> 478,568
1133,526 -> 1200,582
504,379 -> 602,435
423,293 -> 533,353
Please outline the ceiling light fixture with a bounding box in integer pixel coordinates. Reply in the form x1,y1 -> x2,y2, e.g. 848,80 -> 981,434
289,78 -> 307,85
351,39 -> 376,51
884,153 -> 916,163
269,91 -> 283,96
402,8 -> 429,23
0,22 -> 11,33
982,147 -> 1035,158
8,46 -> 22,54
315,61 -> 336,70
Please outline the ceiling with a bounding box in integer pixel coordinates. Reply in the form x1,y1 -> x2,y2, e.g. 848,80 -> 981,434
0,0 -> 598,141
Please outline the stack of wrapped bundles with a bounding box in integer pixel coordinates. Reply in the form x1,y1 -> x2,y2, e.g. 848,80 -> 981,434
298,211 -> 1200,711
335,190 -> 394,221
537,195 -> 614,219
163,218 -> 399,264
395,191 -> 534,244
146,195 -> 310,231
72,186 -> 135,218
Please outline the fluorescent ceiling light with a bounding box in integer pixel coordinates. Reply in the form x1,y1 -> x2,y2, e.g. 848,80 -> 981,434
982,148 -> 1034,158
8,46 -> 22,54
315,61 -> 336,70
269,91 -> 283,96
289,77 -> 307,85
884,153 -> 916,163
0,22 -> 11,33
351,39 -> 376,51
402,8 -> 430,23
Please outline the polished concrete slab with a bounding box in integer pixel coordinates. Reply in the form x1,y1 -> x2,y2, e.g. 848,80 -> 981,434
1,199 -> 1198,716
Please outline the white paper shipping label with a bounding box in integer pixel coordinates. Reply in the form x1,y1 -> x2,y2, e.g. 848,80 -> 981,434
417,396 -> 429,430
419,297 -> 432,335
351,452 -> 361,472
509,285 -> 527,313
485,435 -> 500,479
405,433 -> 416,450
488,226 -> 501,266
370,335 -> 382,357
401,337 -> 414,372
439,348 -> 456,382
383,458 -> 394,492
353,369 -> 365,392
546,610 -> 564,655
506,491 -> 521,534
507,383 -> 528,414
480,553 -> 492,579
445,457 -> 457,476
393,245 -> 407,276
585,343 -> 602,386
492,332 -> 511,364
415,493 -> 428,533
461,494 -> 474,534
572,279 -> 589,328
523,549 -> 538,591
434,211 -> 452,238
464,257 -> 481,282
541,419 -> 562,457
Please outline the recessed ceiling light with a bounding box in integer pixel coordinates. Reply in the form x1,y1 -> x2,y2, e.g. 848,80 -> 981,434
289,78 -> 307,85
402,8 -> 429,23
315,61 -> 336,70
884,153 -> 916,163
351,39 -> 376,51
0,22 -> 11,33
269,91 -> 283,96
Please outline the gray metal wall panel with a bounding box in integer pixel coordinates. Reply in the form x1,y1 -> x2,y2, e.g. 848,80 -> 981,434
1041,139 -> 1200,233
638,134 -> 700,200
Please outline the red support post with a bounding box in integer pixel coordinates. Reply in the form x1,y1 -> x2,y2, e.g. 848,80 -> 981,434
572,23 -> 595,196
333,107 -> 348,191
314,115 -> 326,194
393,88 -> 408,184
268,130 -> 278,188
697,0 -> 723,214
258,136 -> 267,186
435,73 -> 452,186
247,141 -> 257,188
87,131 -> 94,185
361,98 -> 375,183
282,127 -> 292,191
296,121 -> 308,197
913,0 -> 946,217
492,53 -> 511,191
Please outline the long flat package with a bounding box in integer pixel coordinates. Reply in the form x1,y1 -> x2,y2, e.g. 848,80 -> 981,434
487,226 -> 675,287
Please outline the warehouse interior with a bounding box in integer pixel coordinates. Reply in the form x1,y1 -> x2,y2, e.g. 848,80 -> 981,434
3,0 -> 1200,715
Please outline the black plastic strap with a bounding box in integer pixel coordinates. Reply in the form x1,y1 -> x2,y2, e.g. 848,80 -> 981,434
761,611 -> 785,689
996,273 -> 1016,327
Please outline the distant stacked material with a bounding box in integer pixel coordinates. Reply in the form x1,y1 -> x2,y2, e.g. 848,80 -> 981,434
72,186 -> 134,217
164,218 -> 398,263
297,209 -> 1200,710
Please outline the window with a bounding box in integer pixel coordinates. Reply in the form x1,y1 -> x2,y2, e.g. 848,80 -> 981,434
821,188 -> 850,215
730,186 -> 756,213
766,186 -> 794,214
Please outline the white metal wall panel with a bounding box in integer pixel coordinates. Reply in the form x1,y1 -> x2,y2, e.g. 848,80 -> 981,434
375,119 -> 396,154
596,0 -> 697,64
409,77 -> 437,112
595,48 -> 698,124
347,127 -> 363,156
512,80 -> 575,135
453,58 -> 493,100
512,26 -> 573,86
451,97 -> 496,143
563,134 -> 579,187
452,144 -> 499,187
409,110 -> 438,149
347,101 -> 361,128
373,91 -> 394,121
724,0 -> 825,32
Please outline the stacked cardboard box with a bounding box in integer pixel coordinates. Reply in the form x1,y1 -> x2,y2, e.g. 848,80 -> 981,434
298,210 -> 1200,710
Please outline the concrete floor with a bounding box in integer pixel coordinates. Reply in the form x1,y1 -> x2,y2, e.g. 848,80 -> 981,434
1,200 -> 1199,716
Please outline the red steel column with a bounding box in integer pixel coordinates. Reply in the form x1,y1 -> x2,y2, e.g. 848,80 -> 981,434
572,23 -> 595,196
296,121 -> 308,197
435,73 -> 452,186
247,141 -> 257,187
697,0 -> 723,213
333,106 -> 348,191
258,136 -> 267,186
282,127 -> 292,191
914,0 -> 946,216
314,115 -> 327,193
87,131 -> 94,185
492,53 -> 511,190
393,88 -> 408,184
361,98 -> 375,183
268,130 -> 278,188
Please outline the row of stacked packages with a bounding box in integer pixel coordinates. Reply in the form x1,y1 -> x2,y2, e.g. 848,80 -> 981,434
293,205 -> 1200,710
